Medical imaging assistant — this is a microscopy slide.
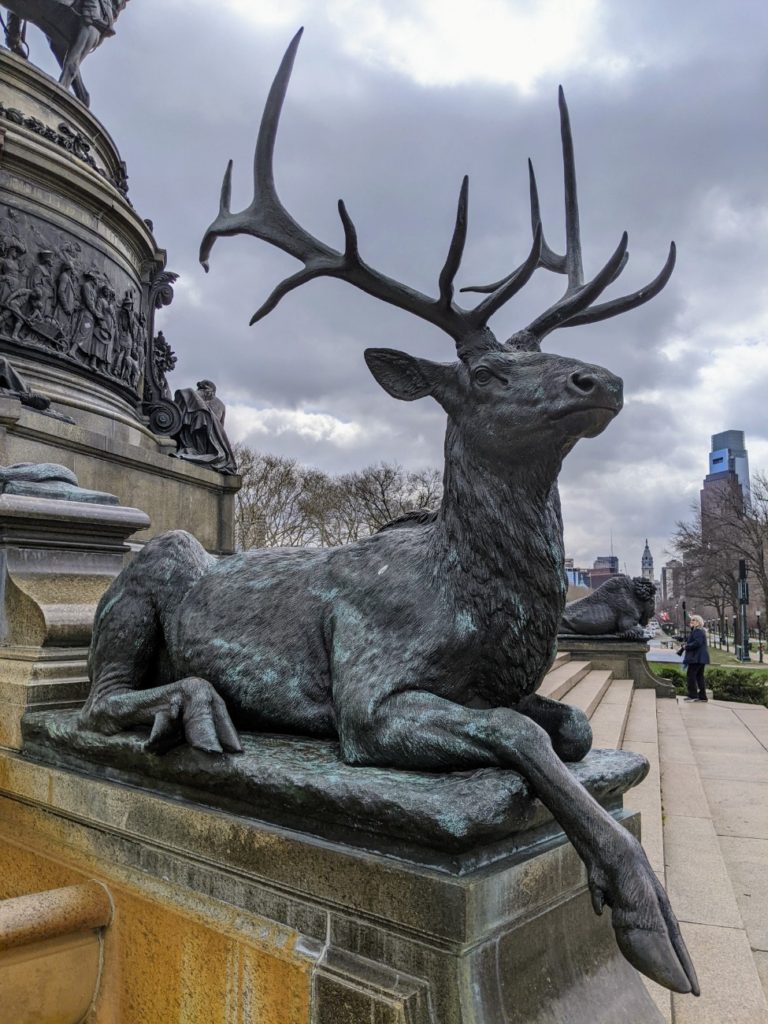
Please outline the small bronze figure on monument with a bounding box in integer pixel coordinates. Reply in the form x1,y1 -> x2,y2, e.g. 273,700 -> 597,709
1,0 -> 130,107
172,379 -> 237,475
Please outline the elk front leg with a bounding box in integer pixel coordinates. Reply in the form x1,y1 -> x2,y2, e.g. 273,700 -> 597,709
84,677 -> 242,755
340,690 -> 698,997
81,530 -> 241,755
514,691 -> 593,762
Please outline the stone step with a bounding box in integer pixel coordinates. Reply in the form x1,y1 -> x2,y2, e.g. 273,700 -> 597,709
620,688 -> 670,1021
538,659 -> 592,701
587,678 -> 634,748
561,669 -> 613,720
621,689 -> 664,877
551,651 -> 570,670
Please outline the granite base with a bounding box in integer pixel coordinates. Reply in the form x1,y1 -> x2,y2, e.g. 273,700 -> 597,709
0,746 -> 665,1023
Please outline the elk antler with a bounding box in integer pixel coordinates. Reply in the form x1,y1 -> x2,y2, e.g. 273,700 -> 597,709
462,87 -> 676,349
200,32 -> 674,359
199,28 -> 545,362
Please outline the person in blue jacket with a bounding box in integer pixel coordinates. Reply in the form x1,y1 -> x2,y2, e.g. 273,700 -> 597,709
678,614 -> 710,701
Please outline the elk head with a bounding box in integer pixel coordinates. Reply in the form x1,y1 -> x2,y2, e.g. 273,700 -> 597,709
200,29 -> 674,469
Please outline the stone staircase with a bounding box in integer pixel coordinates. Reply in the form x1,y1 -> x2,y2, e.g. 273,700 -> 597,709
540,652 -> 630,736
543,653 -> 768,1023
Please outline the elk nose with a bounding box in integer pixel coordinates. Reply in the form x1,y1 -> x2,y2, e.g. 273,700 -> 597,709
567,370 -> 597,395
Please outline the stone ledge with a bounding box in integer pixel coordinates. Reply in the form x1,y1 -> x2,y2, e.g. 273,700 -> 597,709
0,746 -> 641,944
0,755 -> 662,1023
558,636 -> 676,697
23,709 -> 648,861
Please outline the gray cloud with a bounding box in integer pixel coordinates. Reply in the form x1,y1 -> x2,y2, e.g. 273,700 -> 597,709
31,0 -> 768,572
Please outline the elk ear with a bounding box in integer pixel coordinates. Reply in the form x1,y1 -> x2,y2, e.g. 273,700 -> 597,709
364,348 -> 445,401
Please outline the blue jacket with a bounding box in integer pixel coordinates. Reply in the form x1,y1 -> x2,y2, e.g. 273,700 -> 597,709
682,627 -> 710,665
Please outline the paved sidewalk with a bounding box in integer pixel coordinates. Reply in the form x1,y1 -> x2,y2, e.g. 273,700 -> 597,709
659,698 -> 768,1024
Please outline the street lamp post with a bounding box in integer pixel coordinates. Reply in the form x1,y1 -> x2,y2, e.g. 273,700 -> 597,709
737,559 -> 751,662
758,610 -> 763,664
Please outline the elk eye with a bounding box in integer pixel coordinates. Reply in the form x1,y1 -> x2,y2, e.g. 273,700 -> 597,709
474,368 -> 493,385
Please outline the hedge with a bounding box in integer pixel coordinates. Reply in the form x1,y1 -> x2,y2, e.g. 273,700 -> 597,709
650,664 -> 768,706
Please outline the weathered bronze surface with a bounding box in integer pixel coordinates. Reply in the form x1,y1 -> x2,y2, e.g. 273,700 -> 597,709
1,0 -> 130,107
65,31 -> 698,997
560,575 -> 657,639
172,380 -> 236,475
24,708 -> 648,860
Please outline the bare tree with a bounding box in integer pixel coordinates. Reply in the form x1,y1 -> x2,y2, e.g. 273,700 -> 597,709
233,445 -> 442,550
343,464 -> 442,534
233,444 -> 315,549
706,472 -> 768,617
672,471 -> 768,630
672,509 -> 737,628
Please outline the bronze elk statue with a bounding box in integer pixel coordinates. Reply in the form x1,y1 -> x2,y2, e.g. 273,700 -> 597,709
80,30 -> 698,997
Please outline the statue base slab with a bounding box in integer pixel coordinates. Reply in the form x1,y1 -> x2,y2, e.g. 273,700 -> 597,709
23,709 -> 648,866
557,636 -> 676,697
0,744 -> 665,1022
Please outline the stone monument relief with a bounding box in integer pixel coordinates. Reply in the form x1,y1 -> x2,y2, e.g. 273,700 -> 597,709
0,205 -> 148,395
0,95 -> 129,194
0,9 -> 241,546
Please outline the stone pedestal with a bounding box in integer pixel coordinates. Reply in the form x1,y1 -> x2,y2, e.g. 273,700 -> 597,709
558,636 -> 676,697
0,743 -> 666,1024
0,488 -> 148,749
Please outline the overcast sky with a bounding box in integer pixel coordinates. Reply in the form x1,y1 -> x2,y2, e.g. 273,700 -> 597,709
23,0 -> 768,573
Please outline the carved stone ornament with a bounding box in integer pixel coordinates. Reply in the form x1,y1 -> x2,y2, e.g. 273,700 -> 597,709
1,0 -> 131,108
0,99 -> 129,196
0,353 -> 74,421
140,270 -> 183,437
60,31 -> 697,998
559,575 -> 657,640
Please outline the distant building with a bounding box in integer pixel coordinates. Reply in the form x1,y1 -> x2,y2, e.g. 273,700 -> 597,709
701,429 -> 750,536
594,555 -> 619,573
569,565 -> 593,589
588,555 -> 619,590
641,539 -> 654,581
709,430 -> 750,499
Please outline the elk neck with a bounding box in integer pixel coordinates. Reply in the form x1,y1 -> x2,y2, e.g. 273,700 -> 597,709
431,422 -> 567,619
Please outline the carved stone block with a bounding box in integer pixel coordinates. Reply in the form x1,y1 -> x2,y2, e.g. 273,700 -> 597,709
0,489 -> 148,748
0,746 -> 667,1023
556,637 -> 677,697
